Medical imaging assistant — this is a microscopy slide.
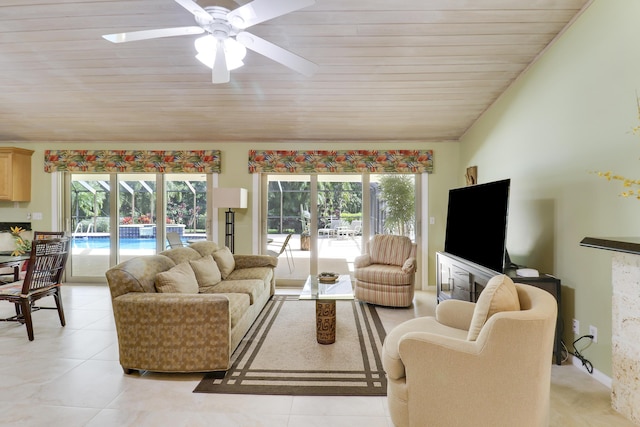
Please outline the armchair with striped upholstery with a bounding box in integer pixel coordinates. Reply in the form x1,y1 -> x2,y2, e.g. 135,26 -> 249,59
354,234 -> 417,307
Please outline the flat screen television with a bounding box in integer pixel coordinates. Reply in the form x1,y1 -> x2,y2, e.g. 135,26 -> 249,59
444,179 -> 510,273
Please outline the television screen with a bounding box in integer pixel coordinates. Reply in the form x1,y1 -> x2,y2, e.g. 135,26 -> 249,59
444,179 -> 510,273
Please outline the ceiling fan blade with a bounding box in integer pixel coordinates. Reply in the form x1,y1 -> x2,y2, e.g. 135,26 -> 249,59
174,0 -> 214,23
236,31 -> 318,77
212,40 -> 230,84
228,0 -> 315,29
102,26 -> 204,43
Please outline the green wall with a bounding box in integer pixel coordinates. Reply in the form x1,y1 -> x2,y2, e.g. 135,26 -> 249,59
0,141 -> 460,285
460,0 -> 640,377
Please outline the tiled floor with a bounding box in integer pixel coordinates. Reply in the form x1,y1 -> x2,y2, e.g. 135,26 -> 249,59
0,285 -> 634,426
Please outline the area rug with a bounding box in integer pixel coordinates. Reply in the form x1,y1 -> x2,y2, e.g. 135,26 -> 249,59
194,295 -> 387,396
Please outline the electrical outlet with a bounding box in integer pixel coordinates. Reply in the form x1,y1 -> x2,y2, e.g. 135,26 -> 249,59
589,325 -> 598,343
572,318 -> 580,334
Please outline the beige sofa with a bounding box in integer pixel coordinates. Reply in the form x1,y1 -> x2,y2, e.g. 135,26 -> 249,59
105,241 -> 277,374
382,275 -> 557,427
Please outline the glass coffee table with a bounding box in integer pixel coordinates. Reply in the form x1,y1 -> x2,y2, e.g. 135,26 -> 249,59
299,274 -> 354,344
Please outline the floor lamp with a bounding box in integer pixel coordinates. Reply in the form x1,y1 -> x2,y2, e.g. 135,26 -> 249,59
212,188 -> 247,253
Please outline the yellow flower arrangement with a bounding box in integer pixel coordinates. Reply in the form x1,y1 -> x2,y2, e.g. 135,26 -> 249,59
10,226 -> 31,256
595,97 -> 640,199
595,171 -> 640,199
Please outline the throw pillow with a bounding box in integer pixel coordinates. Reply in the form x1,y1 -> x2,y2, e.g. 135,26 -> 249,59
466,274 -> 520,341
212,246 -> 235,279
155,262 -> 199,294
189,255 -> 222,287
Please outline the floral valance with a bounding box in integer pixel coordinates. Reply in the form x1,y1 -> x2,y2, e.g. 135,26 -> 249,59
44,150 -> 221,173
248,150 -> 433,174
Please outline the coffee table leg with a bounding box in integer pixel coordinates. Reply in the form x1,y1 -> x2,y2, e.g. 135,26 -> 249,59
316,300 -> 336,344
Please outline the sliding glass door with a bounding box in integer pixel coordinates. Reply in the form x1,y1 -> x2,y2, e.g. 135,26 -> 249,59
116,174 -> 158,263
317,174 -> 363,279
164,174 -> 209,246
263,173 -> 419,286
68,174 -> 112,278
66,172 -> 211,281
266,175 -> 311,282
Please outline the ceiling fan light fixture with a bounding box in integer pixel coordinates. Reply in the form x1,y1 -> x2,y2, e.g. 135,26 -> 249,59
195,35 -> 247,71
102,0 -> 318,83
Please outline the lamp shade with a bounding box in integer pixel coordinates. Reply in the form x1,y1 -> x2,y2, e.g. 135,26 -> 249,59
212,188 -> 247,209
194,35 -> 247,71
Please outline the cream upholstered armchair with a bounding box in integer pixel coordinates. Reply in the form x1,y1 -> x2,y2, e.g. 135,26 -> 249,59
354,234 -> 417,307
382,275 -> 558,427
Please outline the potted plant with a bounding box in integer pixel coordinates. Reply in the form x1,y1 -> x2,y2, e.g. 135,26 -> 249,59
299,206 -> 310,251
10,226 -> 31,256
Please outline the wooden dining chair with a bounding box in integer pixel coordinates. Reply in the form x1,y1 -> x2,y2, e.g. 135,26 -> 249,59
2,231 -> 68,284
0,264 -> 21,285
0,237 -> 70,341
33,231 -> 66,240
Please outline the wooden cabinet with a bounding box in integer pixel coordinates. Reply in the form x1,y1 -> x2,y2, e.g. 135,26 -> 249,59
437,251 -> 495,303
0,147 -> 34,202
437,251 -> 563,365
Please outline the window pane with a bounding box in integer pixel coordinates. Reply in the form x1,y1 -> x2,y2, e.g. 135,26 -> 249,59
70,174 -> 111,277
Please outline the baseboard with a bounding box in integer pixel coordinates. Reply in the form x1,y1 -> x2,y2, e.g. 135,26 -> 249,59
568,354 -> 612,388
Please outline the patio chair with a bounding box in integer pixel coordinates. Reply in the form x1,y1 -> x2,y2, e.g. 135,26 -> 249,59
267,233 -> 294,272
0,237 -> 71,341
166,232 -> 184,248
338,220 -> 362,238
350,220 -> 362,235
319,219 -> 341,238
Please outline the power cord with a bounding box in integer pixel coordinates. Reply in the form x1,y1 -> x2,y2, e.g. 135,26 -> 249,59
563,335 -> 594,374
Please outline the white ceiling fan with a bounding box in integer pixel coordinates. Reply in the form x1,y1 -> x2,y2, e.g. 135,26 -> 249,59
102,0 -> 318,84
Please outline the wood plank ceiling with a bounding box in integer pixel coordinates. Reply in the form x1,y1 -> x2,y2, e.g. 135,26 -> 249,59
0,0 -> 591,143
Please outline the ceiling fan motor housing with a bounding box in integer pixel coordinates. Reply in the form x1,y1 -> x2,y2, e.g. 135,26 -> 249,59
197,6 -> 240,40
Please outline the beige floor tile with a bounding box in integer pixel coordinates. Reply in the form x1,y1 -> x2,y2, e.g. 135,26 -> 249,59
86,409 -> 290,427
0,402 -> 99,427
31,359 -> 127,408
288,414 -> 391,427
290,395 -> 386,417
0,284 -> 635,426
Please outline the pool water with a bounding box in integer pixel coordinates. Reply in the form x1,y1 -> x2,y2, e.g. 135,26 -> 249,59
72,237 -> 182,250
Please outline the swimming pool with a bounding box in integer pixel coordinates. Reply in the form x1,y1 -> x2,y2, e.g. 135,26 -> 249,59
72,237 -> 156,250
71,236 -> 205,250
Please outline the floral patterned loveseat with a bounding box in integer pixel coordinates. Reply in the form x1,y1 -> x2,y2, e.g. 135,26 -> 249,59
105,241 -> 276,374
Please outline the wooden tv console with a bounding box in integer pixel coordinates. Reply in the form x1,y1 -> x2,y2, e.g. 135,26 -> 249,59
436,251 -> 563,365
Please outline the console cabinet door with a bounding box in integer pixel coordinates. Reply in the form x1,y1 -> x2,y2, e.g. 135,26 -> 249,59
437,260 -> 453,301
451,267 -> 472,301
